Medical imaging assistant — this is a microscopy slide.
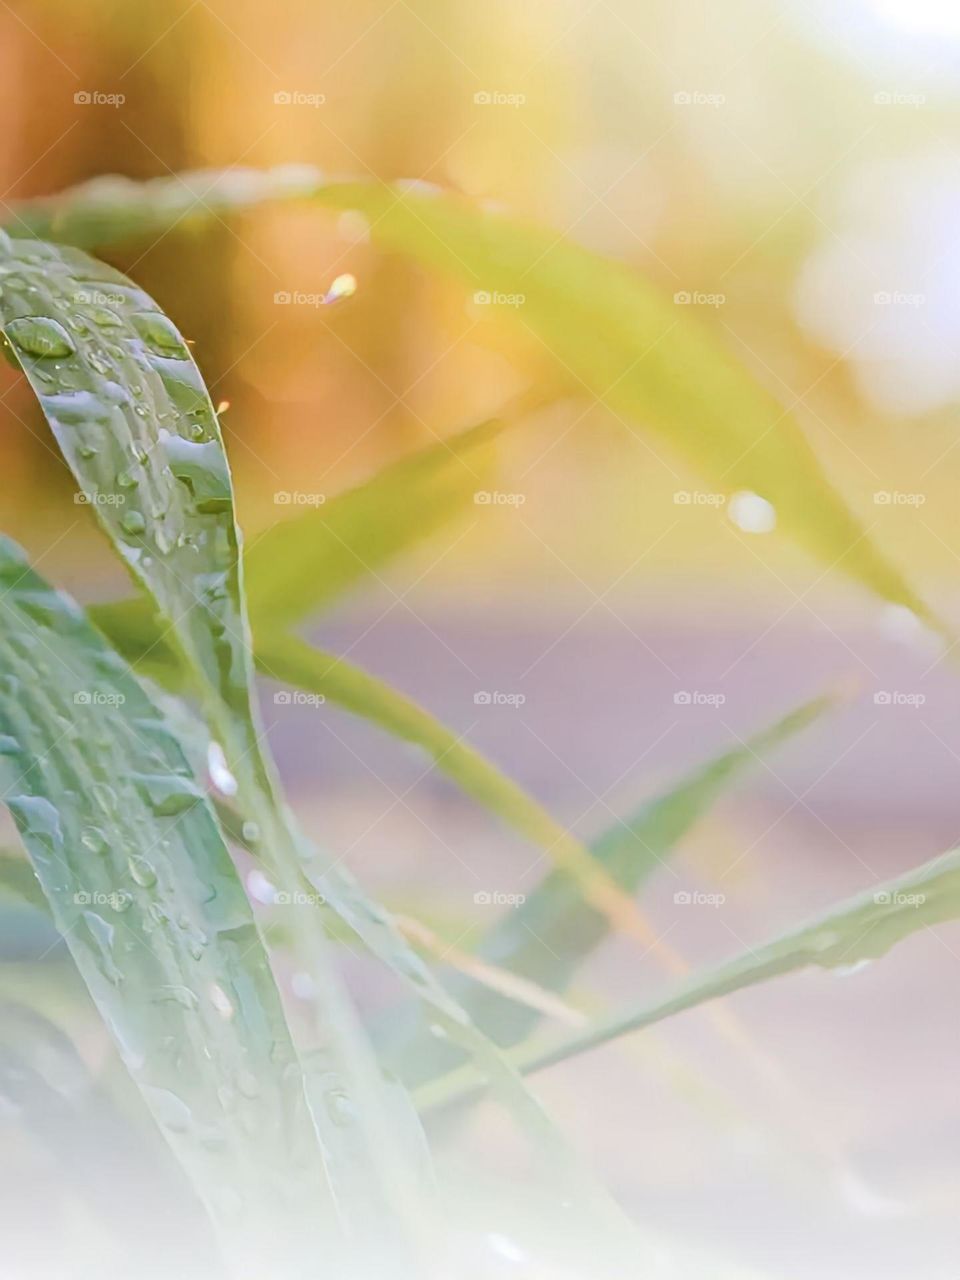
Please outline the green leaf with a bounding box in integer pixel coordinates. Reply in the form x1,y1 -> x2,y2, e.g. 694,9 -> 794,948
0,235 -> 442,1265
258,637 -> 661,935
0,232 -> 643,1243
0,537 -> 329,1266
8,174 -> 940,628
307,182 -> 939,628
245,414 -> 504,631
419,846 -> 960,1113
6,165 -> 322,250
388,693 -> 835,1084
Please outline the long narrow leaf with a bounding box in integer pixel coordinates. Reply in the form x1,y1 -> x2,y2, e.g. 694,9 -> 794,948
245,414 -> 503,631
0,235 -> 438,1266
7,174 -> 941,630
0,232 -> 645,1246
0,537 -> 329,1268
420,847 -> 960,1112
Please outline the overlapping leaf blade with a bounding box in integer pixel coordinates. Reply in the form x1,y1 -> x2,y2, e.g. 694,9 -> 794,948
245,414 -> 503,631
6,172 -> 940,628
0,234 -> 442,1267
0,233 -> 646,1250
0,537 -> 328,1266
389,694 -> 834,1084
420,847 -> 960,1112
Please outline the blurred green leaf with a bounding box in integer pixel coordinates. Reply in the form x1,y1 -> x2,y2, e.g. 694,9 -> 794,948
246,414 -> 504,631
390,693 -> 834,1083
310,181 -> 940,629
259,635 -> 662,941
420,846 -> 960,1112
8,172 -> 940,628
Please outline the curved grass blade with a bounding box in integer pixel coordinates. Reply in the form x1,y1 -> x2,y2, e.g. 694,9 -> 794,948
307,182 -> 940,631
0,538 -> 330,1269
0,234 -> 646,1242
453,693 -> 835,1049
419,847 -> 960,1113
6,165 -> 323,250
245,413 -> 504,631
0,237 -> 436,1232
8,173 -> 940,629
258,636 -> 661,941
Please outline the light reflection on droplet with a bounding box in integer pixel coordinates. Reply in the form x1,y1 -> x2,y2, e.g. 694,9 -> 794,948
322,273 -> 357,305
207,741 -> 238,797
727,490 -> 776,534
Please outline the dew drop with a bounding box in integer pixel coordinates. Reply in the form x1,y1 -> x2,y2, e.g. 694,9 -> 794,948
131,311 -> 190,359
121,510 -> 146,536
80,826 -> 110,856
5,317 -> 75,359
728,490 -> 776,535
134,773 -> 204,817
128,856 -> 157,888
207,741 -> 238,797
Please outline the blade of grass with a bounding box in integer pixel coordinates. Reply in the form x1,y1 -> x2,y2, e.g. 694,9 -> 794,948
0,232 -> 650,1249
0,536 -> 330,1269
0,234 -> 442,1269
418,846 -> 960,1113
257,635 -> 664,946
244,412 -> 505,631
454,693 -> 836,1047
308,181 -> 941,633
7,173 -> 942,631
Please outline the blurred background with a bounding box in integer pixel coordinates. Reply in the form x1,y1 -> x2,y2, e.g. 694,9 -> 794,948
3,0 -> 960,1276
